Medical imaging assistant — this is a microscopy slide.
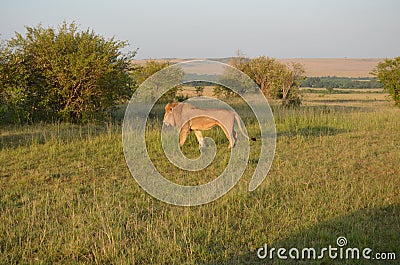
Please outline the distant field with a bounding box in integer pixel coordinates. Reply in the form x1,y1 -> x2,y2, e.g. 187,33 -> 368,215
279,58 -> 384,77
1,87 -> 399,264
134,58 -> 385,77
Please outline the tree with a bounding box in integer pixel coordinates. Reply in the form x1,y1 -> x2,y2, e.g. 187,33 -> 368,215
194,85 -> 204,97
215,66 -> 253,97
0,22 -> 135,123
131,60 -> 184,102
132,60 -> 170,85
218,54 -> 304,106
213,84 -> 235,98
214,51 -> 253,98
372,57 -> 400,106
279,62 -> 305,106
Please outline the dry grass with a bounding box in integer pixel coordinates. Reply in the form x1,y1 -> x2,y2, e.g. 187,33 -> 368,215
302,89 -> 389,108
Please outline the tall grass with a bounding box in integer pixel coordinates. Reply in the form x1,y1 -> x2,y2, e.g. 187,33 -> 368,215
1,99 -> 399,264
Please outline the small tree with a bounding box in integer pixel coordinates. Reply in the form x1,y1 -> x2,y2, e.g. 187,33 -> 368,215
0,22 -> 135,123
372,57 -> 400,106
213,84 -> 237,98
280,62 -> 305,106
131,60 -> 183,102
132,60 -> 170,85
215,66 -> 251,97
245,56 -> 278,97
221,54 -> 304,106
194,85 -> 204,97
214,54 -> 253,98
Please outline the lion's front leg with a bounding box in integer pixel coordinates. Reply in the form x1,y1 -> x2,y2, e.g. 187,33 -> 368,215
193,130 -> 205,148
179,123 -> 190,147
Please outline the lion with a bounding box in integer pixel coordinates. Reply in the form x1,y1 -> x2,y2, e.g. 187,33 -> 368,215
163,102 -> 255,148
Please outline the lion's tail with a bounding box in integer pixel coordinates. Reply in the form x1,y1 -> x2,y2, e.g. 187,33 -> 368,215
234,114 -> 256,141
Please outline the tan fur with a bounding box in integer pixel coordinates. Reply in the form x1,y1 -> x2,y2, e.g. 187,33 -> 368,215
163,102 -> 250,148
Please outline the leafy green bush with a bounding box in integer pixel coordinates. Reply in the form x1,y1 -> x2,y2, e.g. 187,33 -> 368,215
372,57 -> 400,106
0,22 -> 135,123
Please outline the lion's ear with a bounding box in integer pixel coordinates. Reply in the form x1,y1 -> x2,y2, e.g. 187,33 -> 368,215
169,102 -> 179,111
165,103 -> 173,111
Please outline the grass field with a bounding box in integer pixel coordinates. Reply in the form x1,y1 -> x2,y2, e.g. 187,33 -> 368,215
1,89 -> 399,264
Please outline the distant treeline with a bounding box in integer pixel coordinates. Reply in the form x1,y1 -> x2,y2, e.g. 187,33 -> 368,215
302,77 -> 382,89
184,81 -> 215,87
184,75 -> 383,90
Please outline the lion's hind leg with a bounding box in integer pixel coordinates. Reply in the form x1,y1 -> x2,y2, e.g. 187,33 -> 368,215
218,123 -> 235,149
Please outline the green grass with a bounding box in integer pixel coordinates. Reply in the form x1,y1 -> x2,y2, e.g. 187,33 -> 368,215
1,96 -> 399,264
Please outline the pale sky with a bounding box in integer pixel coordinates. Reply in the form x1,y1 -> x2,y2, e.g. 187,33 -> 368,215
1,0 -> 399,59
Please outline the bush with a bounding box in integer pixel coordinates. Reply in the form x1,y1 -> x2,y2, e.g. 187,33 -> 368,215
372,57 -> 400,106
0,22 -> 136,123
